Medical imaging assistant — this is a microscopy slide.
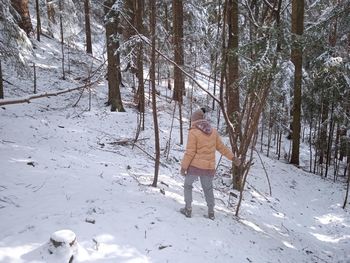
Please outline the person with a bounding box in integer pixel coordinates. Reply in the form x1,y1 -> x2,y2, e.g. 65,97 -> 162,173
180,108 -> 241,220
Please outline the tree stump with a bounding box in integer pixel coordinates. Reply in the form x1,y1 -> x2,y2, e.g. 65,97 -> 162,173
48,229 -> 77,262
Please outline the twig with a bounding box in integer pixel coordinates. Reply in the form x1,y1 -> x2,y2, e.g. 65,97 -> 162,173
33,180 -> 46,192
160,181 -> 169,187
245,181 -> 269,200
255,149 -> 272,196
165,101 -> 177,160
215,155 -> 223,171
133,143 -> 156,161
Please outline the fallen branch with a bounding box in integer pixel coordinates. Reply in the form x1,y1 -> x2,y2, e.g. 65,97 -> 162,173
108,137 -> 149,146
1,58 -> 107,107
0,79 -> 101,106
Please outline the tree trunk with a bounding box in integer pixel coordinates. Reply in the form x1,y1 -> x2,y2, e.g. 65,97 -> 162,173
290,0 -> 304,165
35,0 -> 41,41
0,60 -> 3,99
104,0 -> 125,112
150,0 -> 160,187
45,0 -> 54,36
211,0 -> 222,111
59,0 -> 65,80
319,96 -> 329,171
172,0 -> 184,102
84,0 -> 92,54
172,0 -> 184,144
275,0 -> 283,52
325,100 -> 335,178
46,0 -> 55,23
226,0 -> 240,122
343,162 -> 350,209
309,119 -> 313,172
164,3 -> 172,92
226,0 -> 242,189
11,0 -> 33,36
136,0 -> 145,119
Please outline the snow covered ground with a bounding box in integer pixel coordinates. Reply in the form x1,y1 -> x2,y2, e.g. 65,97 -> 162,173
1,34 -> 350,263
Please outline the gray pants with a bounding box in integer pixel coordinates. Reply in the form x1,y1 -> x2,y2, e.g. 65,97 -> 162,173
184,174 -> 214,213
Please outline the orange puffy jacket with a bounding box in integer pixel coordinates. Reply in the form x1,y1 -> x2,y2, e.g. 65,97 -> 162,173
181,120 -> 234,171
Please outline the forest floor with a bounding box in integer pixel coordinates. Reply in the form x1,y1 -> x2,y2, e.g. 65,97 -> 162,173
0,34 -> 350,263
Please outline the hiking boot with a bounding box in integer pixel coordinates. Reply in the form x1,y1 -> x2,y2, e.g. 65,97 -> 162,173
180,207 -> 192,218
208,212 -> 215,220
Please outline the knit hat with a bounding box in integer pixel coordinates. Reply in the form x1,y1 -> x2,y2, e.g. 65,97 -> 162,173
191,108 -> 206,122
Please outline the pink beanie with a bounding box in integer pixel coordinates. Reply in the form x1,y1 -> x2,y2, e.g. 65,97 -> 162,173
191,108 -> 206,122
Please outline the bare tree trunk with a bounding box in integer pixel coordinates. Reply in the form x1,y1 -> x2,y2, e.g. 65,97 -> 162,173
226,0 -> 242,189
0,60 -> 3,99
343,162 -> 350,209
216,0 -> 228,134
45,0 -> 54,36
46,0 -> 55,22
260,110 -> 265,152
319,98 -> 329,175
150,0 -> 160,187
325,100 -> 335,178
309,119 -> 313,172
290,0 -> 304,165
211,0 -> 222,111
267,110 -> 272,157
275,0 -> 283,52
226,0 -> 240,121
163,3 -> 172,92
33,63 -> 37,94
59,0 -> 65,80
314,105 -> 322,174
35,0 -> 41,41
136,0 -> 145,130
165,102 -> 177,160
11,0 -> 33,35
84,0 -> 92,54
235,130 -> 258,216
172,0 -> 184,144
172,0 -> 184,102
179,102 -> 183,145
277,129 -> 282,160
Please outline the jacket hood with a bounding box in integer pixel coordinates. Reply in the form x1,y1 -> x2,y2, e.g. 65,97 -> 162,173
192,120 -> 212,135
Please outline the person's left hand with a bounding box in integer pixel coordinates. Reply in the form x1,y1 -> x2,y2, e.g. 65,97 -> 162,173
180,168 -> 186,176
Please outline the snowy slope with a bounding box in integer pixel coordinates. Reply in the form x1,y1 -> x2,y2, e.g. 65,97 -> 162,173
1,31 -> 350,263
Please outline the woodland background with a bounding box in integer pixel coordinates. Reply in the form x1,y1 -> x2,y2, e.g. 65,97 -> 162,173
0,0 -> 350,262
1,0 -> 349,200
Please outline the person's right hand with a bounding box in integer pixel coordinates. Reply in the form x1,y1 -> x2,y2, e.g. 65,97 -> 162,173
233,157 -> 241,167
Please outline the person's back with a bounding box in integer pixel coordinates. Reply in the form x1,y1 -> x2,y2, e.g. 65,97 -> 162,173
182,119 -> 233,174
180,108 -> 241,220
